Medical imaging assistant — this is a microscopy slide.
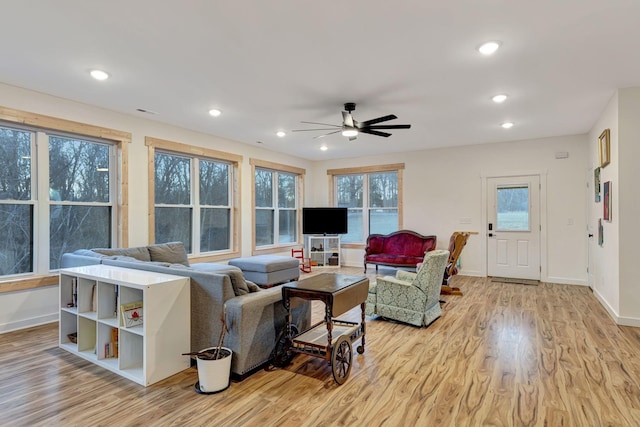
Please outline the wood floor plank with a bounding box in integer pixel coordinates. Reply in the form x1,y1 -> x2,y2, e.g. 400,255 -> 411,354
2,271 -> 640,426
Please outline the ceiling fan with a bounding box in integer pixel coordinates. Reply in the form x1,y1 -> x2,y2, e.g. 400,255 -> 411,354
291,102 -> 411,141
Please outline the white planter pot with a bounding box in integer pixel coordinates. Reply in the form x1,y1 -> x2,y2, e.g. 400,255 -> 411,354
196,347 -> 232,393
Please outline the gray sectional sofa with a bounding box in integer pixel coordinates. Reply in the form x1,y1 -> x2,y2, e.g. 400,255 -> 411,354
61,242 -> 311,379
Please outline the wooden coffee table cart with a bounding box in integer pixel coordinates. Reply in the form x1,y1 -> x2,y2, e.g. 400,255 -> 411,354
273,273 -> 369,385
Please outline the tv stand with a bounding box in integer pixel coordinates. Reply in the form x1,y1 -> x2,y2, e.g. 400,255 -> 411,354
308,235 -> 341,268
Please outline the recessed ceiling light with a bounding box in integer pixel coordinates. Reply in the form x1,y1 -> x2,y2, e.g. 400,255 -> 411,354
492,94 -> 508,103
90,69 -> 109,80
501,122 -> 514,129
208,109 -> 222,117
276,131 -> 286,138
341,129 -> 358,137
478,41 -> 501,55
320,145 -> 328,151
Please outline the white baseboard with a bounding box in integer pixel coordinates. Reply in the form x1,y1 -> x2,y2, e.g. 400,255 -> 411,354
0,312 -> 58,334
458,269 -> 483,277
544,276 -> 588,286
592,289 -> 640,327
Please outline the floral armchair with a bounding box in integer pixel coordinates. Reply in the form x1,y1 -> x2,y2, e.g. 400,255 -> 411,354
365,250 -> 449,327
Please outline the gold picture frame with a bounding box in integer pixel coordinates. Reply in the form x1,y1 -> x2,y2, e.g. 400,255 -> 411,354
599,128 -> 610,168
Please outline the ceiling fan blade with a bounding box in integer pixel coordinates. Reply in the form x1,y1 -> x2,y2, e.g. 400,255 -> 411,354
358,114 -> 397,127
291,128 -> 342,132
342,111 -> 355,127
360,128 -> 392,138
300,121 -> 341,127
365,124 -> 412,130
313,130 -> 341,139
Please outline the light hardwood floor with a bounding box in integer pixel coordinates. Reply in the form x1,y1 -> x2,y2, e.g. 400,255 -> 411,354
2,267 -> 640,426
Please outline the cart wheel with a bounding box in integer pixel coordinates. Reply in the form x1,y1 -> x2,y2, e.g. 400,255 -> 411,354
331,336 -> 352,385
357,345 -> 364,354
272,325 -> 298,368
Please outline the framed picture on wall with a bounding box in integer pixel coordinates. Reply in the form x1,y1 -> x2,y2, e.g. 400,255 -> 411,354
594,167 -> 601,202
598,218 -> 604,247
599,129 -> 611,168
603,181 -> 611,221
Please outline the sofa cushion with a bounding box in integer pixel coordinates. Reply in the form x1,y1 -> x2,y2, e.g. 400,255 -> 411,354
92,246 -> 151,261
366,253 -> 425,266
147,242 -> 189,266
190,263 -> 242,274
73,249 -> 106,258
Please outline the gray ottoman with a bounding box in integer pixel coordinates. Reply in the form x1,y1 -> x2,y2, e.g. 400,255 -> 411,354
228,255 -> 299,287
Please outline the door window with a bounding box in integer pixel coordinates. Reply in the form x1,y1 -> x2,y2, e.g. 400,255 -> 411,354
496,185 -> 529,231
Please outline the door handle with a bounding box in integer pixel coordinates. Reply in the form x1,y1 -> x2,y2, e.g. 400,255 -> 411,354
588,234 -> 594,238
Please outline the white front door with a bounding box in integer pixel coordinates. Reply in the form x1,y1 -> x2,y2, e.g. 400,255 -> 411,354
487,176 -> 541,280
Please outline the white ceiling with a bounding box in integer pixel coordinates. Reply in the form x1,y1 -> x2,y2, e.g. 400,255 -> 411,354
2,1 -> 640,160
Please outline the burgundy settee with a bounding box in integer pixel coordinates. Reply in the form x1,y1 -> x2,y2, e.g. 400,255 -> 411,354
364,230 -> 437,272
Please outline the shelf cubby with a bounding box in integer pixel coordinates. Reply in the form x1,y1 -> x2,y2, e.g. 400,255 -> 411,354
59,265 -> 190,386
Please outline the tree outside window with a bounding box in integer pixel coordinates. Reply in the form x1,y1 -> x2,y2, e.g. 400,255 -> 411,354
335,169 -> 400,243
255,168 -> 298,247
49,136 -> 112,269
154,151 -> 233,253
0,125 -> 116,275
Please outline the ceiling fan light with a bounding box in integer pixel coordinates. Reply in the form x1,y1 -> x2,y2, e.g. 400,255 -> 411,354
341,129 -> 358,137
276,131 -> 286,137
492,94 -> 508,103
478,41 -> 501,55
90,69 -> 109,80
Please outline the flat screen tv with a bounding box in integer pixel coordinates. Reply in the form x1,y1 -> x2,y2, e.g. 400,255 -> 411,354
302,207 -> 348,235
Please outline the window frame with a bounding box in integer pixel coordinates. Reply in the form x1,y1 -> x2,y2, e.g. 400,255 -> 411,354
250,159 -> 305,255
0,106 -> 130,293
146,137 -> 242,262
328,163 -> 404,247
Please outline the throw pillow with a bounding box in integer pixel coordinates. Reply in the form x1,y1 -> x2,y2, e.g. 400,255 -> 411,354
227,270 -> 250,296
147,242 -> 190,266
93,247 -> 151,262
246,281 -> 260,293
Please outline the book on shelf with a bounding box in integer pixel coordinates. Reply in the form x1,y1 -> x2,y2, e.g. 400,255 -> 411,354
91,284 -> 97,312
110,327 -> 119,358
121,301 -> 144,328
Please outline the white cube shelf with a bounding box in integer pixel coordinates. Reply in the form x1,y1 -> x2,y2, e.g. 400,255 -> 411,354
59,264 -> 190,386
308,235 -> 341,268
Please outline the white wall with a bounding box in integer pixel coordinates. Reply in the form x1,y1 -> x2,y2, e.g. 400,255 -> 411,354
313,134 -> 589,284
618,88 -> 640,320
587,87 -> 640,326
588,92 -> 620,316
0,83 -> 314,332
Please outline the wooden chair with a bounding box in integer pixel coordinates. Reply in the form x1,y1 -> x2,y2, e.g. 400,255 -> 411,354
441,231 -> 472,295
291,248 -> 311,273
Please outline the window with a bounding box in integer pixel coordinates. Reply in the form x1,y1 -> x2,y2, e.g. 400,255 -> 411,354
49,135 -> 113,269
329,164 -> 404,244
0,124 -> 117,276
496,185 -> 530,231
251,159 -> 304,252
147,137 -> 241,260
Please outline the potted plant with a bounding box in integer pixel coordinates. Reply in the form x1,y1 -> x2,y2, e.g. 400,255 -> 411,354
184,306 -> 232,394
